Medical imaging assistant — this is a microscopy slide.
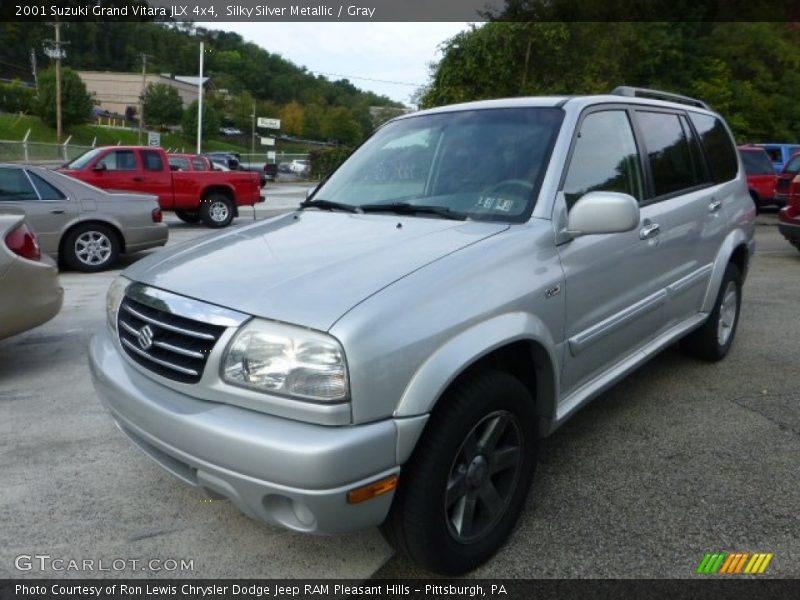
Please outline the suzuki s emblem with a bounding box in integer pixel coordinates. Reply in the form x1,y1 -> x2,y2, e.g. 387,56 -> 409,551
136,325 -> 154,350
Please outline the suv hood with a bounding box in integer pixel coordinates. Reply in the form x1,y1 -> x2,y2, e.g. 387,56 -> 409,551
124,211 -> 508,331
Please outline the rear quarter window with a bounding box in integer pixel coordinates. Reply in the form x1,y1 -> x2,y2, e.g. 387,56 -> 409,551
688,113 -> 738,183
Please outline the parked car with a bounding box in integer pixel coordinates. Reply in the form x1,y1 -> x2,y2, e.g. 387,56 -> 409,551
219,127 -> 242,136
61,147 -> 262,228
263,163 -> 278,182
738,145 -> 778,210
773,151 -> 800,208
289,159 -> 309,174
90,87 -> 755,575
778,193 -> 800,252
168,154 -> 212,172
0,164 -> 167,272
205,151 -> 241,171
755,143 -> 800,173
0,212 -> 63,339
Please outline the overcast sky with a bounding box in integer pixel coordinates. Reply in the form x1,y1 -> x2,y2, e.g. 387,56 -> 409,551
220,23 -> 473,106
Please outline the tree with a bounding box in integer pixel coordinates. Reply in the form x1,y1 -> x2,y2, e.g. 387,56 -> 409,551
36,66 -> 93,129
143,83 -> 183,129
182,100 -> 220,142
279,101 -> 305,136
322,106 -> 363,146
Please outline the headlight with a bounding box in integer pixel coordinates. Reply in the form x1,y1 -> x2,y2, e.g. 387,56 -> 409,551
222,319 -> 349,402
106,275 -> 130,333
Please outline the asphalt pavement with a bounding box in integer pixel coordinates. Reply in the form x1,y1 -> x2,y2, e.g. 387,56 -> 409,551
1,203 -> 797,579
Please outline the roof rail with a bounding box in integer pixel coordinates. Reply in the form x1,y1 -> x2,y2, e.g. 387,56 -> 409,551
610,86 -> 710,110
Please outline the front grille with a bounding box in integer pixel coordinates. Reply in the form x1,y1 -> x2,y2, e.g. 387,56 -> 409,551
118,296 -> 227,384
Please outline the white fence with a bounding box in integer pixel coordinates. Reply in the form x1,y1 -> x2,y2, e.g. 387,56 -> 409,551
0,139 -> 94,165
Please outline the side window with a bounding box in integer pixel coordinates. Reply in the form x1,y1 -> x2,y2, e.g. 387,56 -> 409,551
142,150 -> 164,172
563,110 -> 644,209
0,168 -> 38,200
680,115 -> 709,184
741,151 -> 775,176
169,157 -> 189,171
636,111 -> 702,197
191,158 -> 207,170
688,113 -> 738,183
98,150 -> 137,171
28,172 -> 66,200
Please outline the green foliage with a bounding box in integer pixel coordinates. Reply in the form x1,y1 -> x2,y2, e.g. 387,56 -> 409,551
0,80 -> 36,113
321,106 -> 363,146
308,146 -> 353,179
35,67 -> 93,129
422,22 -> 800,143
143,83 -> 183,128
182,100 -> 221,143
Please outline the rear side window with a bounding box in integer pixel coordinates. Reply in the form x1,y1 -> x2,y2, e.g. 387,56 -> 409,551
169,157 -> 190,171
28,172 -> 66,200
740,150 -> 774,175
563,110 -> 645,208
98,150 -> 137,171
636,111 -> 703,197
191,158 -> 207,170
0,168 -> 37,200
688,113 -> 738,183
142,150 -> 164,172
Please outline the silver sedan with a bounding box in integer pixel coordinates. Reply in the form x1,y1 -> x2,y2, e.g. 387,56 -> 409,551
0,164 -> 168,272
0,212 -> 63,340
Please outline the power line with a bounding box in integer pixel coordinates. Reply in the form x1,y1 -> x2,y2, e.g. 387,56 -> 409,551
307,70 -> 421,87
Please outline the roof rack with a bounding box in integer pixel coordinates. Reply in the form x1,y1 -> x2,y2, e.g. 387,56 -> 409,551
610,86 -> 710,110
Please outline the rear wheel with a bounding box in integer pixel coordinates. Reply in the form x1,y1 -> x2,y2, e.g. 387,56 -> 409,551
175,210 -> 200,224
680,263 -> 742,361
381,370 -> 538,574
63,223 -> 120,272
199,194 -> 235,228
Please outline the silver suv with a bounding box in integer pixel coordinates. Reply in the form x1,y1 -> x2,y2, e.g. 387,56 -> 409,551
90,87 -> 755,574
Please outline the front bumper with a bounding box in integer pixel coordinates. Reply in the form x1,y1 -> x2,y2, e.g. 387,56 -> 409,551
89,330 -> 401,533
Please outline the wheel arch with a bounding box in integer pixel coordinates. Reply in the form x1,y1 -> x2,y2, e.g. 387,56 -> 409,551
701,228 -> 751,313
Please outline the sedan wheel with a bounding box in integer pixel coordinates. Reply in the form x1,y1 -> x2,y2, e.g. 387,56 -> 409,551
63,223 -> 120,272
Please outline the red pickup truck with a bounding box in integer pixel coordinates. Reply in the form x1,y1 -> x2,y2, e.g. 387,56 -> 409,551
60,146 -> 262,228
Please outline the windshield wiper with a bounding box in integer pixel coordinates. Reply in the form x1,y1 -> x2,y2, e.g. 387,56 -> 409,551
359,202 -> 467,221
298,199 -> 361,213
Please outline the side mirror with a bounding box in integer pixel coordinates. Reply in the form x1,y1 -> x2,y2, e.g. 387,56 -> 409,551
92,163 -> 107,172
566,191 -> 640,237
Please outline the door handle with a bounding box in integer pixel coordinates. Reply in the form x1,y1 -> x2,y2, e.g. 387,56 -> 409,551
709,199 -> 722,213
639,223 -> 660,240
133,176 -> 145,182
50,209 -> 65,214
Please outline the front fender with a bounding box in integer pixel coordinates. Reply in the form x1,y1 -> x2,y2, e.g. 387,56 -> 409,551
393,311 -> 561,420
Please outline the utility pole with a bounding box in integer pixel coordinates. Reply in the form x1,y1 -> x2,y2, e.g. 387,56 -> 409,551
138,53 -> 149,144
30,49 -> 38,91
44,20 -> 68,143
196,41 -> 204,154
251,101 -> 256,155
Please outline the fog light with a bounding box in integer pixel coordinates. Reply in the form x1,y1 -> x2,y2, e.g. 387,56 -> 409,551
347,475 -> 399,504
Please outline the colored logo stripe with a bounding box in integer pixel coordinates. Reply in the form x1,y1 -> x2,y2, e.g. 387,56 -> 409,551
697,552 -> 773,574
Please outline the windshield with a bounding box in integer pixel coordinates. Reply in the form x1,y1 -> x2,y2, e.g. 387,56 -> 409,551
65,148 -> 105,170
313,107 -> 564,221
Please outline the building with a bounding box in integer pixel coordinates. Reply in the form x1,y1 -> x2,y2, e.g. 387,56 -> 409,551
77,71 -> 209,116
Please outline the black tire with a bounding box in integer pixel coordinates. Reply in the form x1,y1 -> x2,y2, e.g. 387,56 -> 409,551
749,191 -> 761,214
381,369 -> 538,575
680,263 -> 742,361
199,194 -> 235,228
62,223 -> 120,273
175,210 -> 201,224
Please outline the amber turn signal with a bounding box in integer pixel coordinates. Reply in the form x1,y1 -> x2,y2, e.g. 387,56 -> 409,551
346,475 -> 399,504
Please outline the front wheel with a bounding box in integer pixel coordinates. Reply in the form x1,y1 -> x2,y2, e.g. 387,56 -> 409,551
199,194 -> 235,228
680,263 -> 742,361
381,370 -> 538,574
62,223 -> 120,272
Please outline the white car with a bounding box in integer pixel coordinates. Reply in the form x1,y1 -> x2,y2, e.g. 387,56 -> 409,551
219,127 -> 242,136
289,159 -> 309,174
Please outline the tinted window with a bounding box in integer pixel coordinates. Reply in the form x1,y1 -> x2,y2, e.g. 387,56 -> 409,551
563,110 -> 644,208
740,150 -> 774,175
680,115 -> 709,184
763,147 -> 782,162
169,157 -> 190,171
142,150 -> 164,172
689,113 -> 738,183
637,111 -> 702,197
28,172 -> 65,200
191,158 -> 207,170
99,150 -> 137,171
783,155 -> 800,174
0,168 -> 38,200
